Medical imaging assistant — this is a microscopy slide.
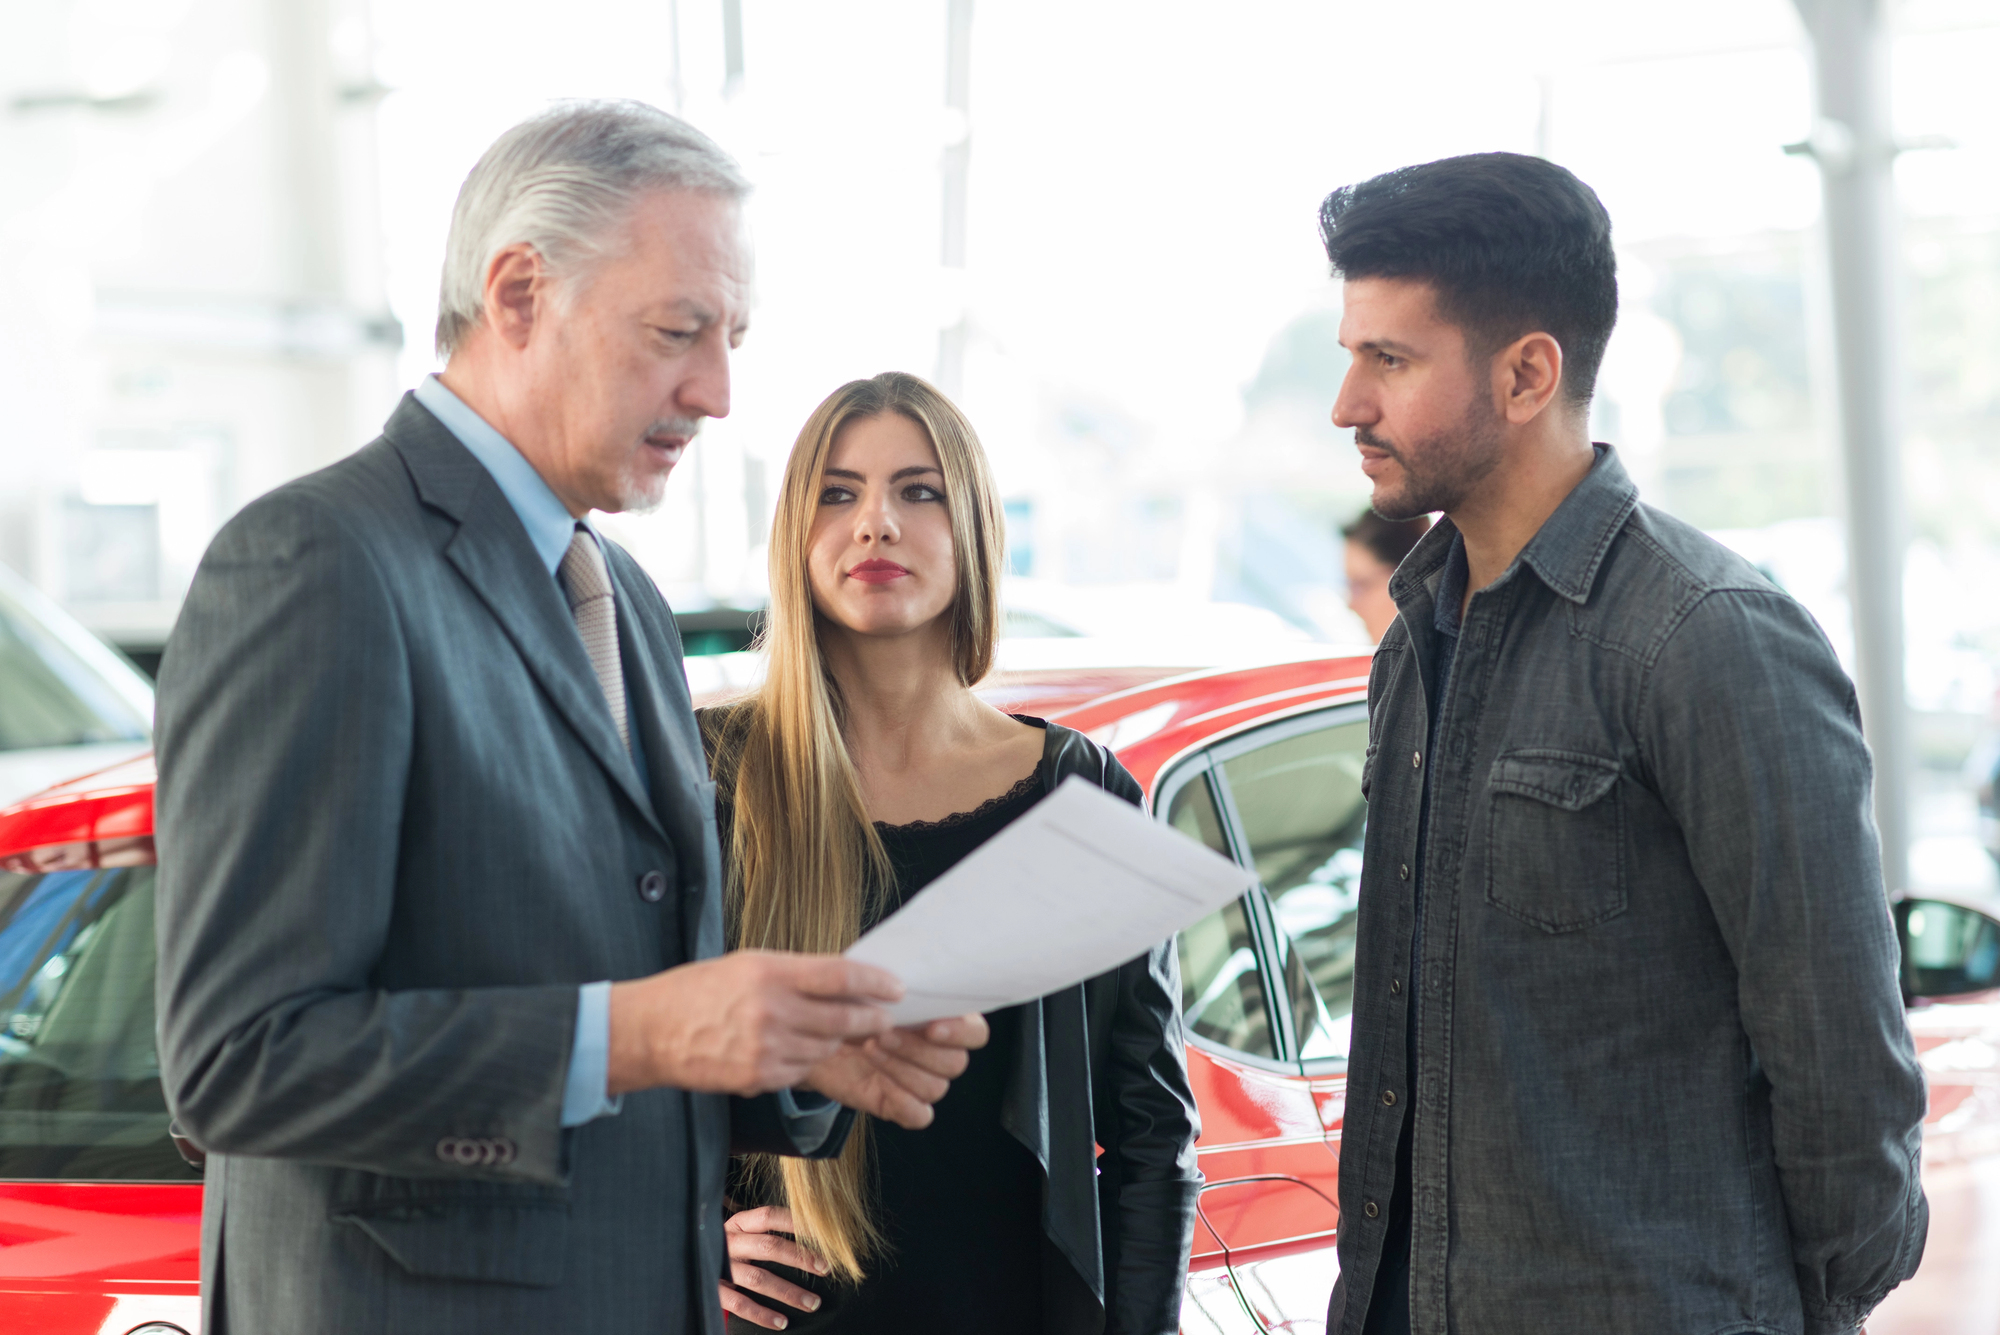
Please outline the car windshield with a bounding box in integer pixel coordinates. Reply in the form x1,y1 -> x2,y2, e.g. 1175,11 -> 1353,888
0,575 -> 151,752
0,862 -> 195,1180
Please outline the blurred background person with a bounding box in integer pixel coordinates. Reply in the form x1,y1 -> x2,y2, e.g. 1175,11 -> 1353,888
1342,510 -> 1431,643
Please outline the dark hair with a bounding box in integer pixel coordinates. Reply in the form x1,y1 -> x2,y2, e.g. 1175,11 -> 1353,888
1342,509 -> 1431,569
1318,152 -> 1617,410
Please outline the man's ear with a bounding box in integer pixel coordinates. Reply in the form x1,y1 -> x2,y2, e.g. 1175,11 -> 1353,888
481,243 -> 546,351
1495,331 -> 1564,425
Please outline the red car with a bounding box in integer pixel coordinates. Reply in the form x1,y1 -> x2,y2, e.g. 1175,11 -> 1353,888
0,653 -> 1994,1334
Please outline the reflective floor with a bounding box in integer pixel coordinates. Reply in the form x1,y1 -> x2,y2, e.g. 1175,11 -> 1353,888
1874,767 -> 2000,1335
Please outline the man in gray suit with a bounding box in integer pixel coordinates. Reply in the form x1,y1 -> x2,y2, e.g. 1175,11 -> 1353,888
154,101 -> 985,1334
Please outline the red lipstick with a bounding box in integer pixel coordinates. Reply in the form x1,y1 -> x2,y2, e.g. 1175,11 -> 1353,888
848,558 -> 910,584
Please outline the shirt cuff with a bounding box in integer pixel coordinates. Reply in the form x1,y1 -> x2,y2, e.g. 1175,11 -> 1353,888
775,1087 -> 840,1154
560,981 -> 625,1127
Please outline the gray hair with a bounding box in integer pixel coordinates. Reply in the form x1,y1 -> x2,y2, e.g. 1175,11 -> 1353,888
434,99 -> 750,358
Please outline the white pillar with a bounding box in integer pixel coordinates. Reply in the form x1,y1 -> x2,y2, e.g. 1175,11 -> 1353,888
935,0 -> 973,398
1791,0 -> 1910,895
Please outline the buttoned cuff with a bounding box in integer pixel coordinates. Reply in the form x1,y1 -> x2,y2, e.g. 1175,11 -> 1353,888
775,1087 -> 840,1154
560,981 -> 625,1127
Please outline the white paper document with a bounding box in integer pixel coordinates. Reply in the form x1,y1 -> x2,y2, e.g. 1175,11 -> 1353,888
846,775 -> 1258,1025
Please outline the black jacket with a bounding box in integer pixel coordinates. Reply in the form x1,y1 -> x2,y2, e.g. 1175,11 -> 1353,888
699,710 -> 1202,1335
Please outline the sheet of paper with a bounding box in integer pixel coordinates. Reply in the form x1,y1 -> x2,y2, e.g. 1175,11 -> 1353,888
846,775 -> 1258,1025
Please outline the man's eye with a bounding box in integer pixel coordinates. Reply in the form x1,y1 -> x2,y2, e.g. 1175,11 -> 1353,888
656,327 -> 698,344
1378,352 -> 1401,369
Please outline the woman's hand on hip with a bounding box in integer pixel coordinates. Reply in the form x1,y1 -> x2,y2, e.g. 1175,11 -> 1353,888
719,1206 -> 827,1330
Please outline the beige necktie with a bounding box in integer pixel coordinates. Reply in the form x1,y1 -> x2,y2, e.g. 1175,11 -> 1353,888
558,526 -> 630,751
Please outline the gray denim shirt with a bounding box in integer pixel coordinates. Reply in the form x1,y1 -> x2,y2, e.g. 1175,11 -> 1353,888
1333,446 -> 1928,1335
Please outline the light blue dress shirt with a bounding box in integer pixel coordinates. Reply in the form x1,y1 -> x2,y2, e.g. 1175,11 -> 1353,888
414,374 -> 622,1128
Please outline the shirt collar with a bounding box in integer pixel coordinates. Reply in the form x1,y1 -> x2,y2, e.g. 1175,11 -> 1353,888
414,373 -> 581,578
1432,534 -> 1469,636
1386,442 -> 1639,613
1388,511 -> 1460,612
1513,443 -> 1640,605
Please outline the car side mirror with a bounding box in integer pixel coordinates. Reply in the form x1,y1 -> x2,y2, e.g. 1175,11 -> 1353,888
1897,897 -> 2000,1001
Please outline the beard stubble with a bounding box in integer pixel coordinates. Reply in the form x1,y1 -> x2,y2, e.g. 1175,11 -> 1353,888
1360,391 -> 1506,522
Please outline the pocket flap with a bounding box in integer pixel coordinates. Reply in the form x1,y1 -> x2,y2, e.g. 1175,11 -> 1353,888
330,1173 -> 571,1288
334,1202 -> 569,1287
1489,750 -> 1619,811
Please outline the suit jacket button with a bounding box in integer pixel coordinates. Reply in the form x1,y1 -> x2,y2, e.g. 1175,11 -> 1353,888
638,870 -> 668,902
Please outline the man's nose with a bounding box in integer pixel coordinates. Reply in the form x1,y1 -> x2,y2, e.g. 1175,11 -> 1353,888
677,334 -> 732,421
1331,363 -> 1372,430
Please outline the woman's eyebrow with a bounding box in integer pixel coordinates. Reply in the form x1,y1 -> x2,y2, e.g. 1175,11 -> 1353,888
821,466 -> 944,482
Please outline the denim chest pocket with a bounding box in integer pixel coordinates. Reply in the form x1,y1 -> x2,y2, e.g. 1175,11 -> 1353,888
1484,749 -> 1627,933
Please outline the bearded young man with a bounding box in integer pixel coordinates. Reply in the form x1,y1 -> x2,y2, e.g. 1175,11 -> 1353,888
1321,153 -> 1927,1335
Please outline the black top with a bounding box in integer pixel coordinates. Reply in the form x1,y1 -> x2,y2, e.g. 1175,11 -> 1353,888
729,747 -> 1052,1334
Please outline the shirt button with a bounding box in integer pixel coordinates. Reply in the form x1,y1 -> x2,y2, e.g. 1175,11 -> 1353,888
1399,863 -> 1410,881
1390,978 -> 1403,996
1381,1089 -> 1397,1107
637,870 -> 668,902
1363,1199 -> 1381,1219
1412,750 -> 1422,769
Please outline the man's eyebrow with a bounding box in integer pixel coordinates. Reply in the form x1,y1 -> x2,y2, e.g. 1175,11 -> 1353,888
661,298 -> 722,327
1351,337 -> 1421,357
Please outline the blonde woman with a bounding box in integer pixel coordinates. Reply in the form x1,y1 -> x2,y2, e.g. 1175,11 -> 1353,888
701,373 -> 1200,1333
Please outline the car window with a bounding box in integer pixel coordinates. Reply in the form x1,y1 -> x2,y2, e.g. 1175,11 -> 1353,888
1901,898 -> 2000,996
1167,773 -> 1276,1059
1218,717 -> 1367,1064
0,582 -> 151,752
0,865 -> 195,1180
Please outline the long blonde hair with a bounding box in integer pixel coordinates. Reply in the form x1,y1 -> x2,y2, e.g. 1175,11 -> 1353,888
711,372 -> 1006,1282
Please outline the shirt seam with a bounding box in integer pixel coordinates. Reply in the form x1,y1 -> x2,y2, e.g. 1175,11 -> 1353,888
1628,583 -> 1714,790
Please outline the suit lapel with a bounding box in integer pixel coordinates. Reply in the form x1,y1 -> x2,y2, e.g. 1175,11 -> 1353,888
606,549 -> 727,959
612,563 -> 702,848
383,395 -> 665,842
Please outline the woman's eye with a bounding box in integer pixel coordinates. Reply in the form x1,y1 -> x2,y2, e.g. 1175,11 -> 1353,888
819,486 -> 854,505
903,484 -> 943,502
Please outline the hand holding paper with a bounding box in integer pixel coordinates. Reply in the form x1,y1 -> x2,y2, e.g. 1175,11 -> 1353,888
846,776 -> 1257,1025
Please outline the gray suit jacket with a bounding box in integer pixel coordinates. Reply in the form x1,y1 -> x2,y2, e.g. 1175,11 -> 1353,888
154,394 -> 840,1334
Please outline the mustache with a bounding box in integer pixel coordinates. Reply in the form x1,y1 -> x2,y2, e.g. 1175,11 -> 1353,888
1354,426 -> 1399,458
643,417 -> 704,442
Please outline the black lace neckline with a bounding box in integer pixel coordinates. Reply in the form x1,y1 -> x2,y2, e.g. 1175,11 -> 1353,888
874,771 -> 1043,834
